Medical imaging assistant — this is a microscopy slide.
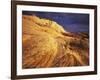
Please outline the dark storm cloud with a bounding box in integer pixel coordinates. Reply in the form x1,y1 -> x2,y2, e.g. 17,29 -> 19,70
23,11 -> 89,33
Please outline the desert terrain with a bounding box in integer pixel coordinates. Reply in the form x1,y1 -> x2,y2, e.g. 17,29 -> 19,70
22,15 -> 89,68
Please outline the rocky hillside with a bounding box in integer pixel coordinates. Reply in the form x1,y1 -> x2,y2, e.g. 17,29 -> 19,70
22,15 -> 89,68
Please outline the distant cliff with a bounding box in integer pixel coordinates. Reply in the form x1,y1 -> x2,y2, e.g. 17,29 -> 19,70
22,15 -> 89,68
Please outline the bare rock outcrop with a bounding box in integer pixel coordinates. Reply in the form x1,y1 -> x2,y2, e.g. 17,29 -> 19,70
22,15 -> 89,68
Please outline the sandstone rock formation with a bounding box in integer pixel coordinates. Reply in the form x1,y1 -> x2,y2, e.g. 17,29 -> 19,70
22,15 -> 89,68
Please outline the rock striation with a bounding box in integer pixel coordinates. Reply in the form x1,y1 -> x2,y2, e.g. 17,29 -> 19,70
22,15 -> 89,68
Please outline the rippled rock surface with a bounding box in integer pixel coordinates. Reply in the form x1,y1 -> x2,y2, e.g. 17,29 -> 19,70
22,15 -> 89,68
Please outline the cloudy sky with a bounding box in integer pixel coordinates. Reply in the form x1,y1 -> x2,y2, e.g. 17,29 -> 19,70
23,11 -> 89,33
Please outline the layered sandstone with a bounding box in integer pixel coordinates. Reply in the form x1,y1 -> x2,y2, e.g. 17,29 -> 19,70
22,15 -> 89,68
